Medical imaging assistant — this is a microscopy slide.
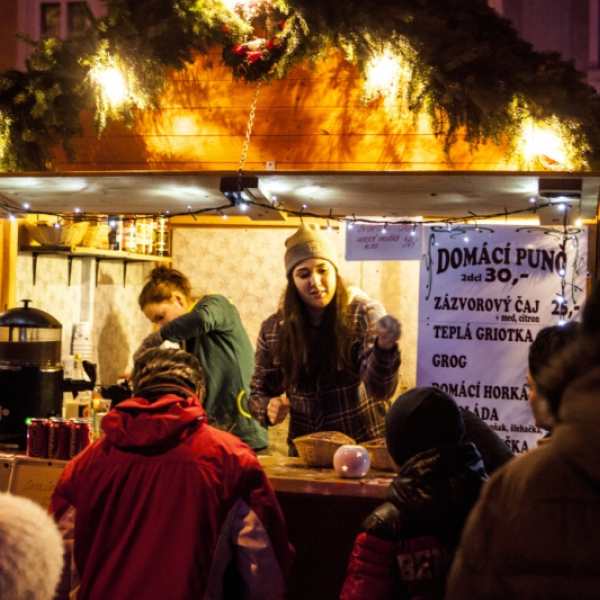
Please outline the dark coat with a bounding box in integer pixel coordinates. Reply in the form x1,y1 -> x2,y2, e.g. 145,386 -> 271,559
446,365 -> 600,600
340,443 -> 488,600
460,408 -> 515,475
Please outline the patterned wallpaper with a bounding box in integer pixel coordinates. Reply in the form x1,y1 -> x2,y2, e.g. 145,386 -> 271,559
16,253 -> 153,385
16,225 -> 419,455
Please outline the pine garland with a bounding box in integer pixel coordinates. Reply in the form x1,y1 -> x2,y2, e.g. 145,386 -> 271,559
0,0 -> 599,171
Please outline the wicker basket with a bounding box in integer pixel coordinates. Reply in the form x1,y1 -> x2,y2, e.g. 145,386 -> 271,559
361,438 -> 395,471
79,223 -> 112,248
25,221 -> 90,248
293,431 -> 356,468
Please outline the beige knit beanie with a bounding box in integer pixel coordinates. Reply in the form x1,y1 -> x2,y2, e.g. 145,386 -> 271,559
284,223 -> 339,277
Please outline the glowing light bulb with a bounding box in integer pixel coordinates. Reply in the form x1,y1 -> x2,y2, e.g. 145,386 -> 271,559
521,119 -> 569,167
92,66 -> 128,105
364,50 -> 405,105
369,53 -> 398,88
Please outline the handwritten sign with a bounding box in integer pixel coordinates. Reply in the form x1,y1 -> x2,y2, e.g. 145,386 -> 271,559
417,224 -> 588,454
8,456 -> 68,509
345,223 -> 422,261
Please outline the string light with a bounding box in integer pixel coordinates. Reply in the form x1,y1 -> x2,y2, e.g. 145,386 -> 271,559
6,196 -> 585,241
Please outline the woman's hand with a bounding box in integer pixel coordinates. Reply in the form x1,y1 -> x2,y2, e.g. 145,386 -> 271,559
376,315 -> 401,350
267,395 -> 290,425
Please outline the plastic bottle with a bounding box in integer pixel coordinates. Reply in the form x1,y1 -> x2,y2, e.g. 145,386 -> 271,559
72,353 -> 84,381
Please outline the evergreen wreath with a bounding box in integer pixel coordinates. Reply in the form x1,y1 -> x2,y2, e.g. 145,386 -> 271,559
0,0 -> 599,171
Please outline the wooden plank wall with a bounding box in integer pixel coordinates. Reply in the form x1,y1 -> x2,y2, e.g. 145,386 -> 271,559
0,219 -> 17,311
57,49 -> 515,172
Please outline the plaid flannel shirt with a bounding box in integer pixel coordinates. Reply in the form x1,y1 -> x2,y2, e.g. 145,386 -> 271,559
249,294 -> 401,453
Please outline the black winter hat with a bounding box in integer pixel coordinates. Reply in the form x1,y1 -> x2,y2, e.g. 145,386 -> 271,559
385,386 -> 466,467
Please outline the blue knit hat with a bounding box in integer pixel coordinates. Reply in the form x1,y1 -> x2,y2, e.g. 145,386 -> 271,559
385,386 -> 465,466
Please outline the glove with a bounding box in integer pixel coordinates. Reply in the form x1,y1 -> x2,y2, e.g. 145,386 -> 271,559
133,329 -> 163,363
376,315 -> 401,350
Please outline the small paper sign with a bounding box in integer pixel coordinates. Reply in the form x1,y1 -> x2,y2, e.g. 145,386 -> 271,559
345,222 -> 422,261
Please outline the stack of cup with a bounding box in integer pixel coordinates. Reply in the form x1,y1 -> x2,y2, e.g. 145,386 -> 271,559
72,322 -> 93,362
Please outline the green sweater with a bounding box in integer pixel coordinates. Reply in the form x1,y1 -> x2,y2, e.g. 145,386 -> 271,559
160,294 -> 268,450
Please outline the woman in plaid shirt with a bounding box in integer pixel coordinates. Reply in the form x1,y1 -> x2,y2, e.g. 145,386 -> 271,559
249,223 -> 401,456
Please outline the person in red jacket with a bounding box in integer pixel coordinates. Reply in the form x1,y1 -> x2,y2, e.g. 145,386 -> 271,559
49,347 -> 294,600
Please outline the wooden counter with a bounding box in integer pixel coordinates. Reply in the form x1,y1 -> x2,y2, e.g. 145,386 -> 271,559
258,456 -> 396,600
258,455 -> 394,499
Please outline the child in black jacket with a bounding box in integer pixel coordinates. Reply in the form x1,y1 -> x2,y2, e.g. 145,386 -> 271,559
340,387 -> 488,600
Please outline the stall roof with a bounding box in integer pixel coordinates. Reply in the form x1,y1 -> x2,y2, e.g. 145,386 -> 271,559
0,170 -> 598,222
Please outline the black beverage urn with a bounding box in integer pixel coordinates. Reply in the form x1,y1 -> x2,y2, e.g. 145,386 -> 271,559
0,300 -> 64,450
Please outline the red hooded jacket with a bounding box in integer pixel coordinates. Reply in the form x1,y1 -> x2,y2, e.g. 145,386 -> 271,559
49,385 -> 294,600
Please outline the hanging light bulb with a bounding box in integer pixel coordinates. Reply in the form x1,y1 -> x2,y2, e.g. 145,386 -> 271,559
221,0 -> 262,20
91,64 -> 128,106
521,118 -> 571,169
364,48 -> 408,108
368,52 -> 401,90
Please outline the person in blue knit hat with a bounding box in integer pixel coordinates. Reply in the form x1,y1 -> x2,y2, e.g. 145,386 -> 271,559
341,386 -> 488,600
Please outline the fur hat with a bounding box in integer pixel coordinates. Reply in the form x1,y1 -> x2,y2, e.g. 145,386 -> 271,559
385,387 -> 466,467
0,492 -> 64,600
284,223 -> 339,277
